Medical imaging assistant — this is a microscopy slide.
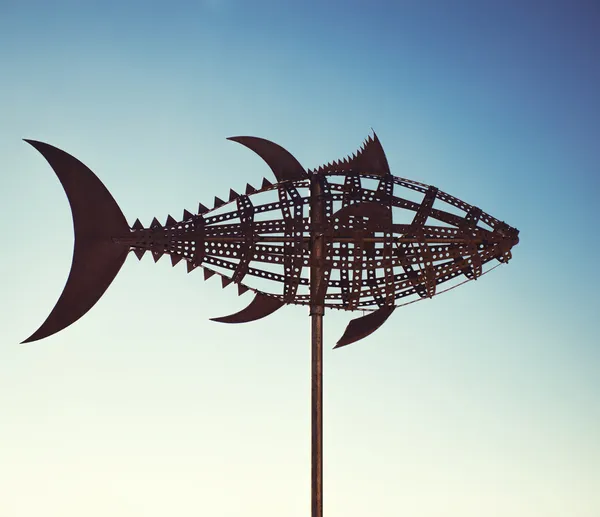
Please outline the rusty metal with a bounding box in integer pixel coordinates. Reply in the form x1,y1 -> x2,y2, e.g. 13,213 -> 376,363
310,172 -> 326,517
21,133 -> 519,515
21,135 -> 519,346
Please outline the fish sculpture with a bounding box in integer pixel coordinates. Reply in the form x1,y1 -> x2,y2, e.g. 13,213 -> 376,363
22,134 -> 519,346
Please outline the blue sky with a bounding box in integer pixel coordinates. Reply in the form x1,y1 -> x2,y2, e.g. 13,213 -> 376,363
1,1 -> 599,516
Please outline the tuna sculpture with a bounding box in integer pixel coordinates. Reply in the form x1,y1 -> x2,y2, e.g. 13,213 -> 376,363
22,134 -> 519,346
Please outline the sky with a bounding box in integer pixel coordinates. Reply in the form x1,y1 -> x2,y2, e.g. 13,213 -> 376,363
0,1 -> 599,516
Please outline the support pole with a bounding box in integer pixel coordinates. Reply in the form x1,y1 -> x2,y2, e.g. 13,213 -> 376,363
311,309 -> 323,517
310,173 -> 325,517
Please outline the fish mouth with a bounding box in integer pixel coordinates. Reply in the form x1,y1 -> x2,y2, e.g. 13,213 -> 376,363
499,223 -> 520,245
491,224 -> 519,264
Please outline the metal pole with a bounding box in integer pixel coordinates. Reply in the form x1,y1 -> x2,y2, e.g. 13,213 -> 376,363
311,310 -> 323,517
310,173 -> 325,517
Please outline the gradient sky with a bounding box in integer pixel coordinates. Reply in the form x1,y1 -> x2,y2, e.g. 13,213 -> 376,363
1,1 -> 599,516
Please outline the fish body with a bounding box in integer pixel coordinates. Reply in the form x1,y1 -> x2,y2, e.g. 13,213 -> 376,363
22,134 -> 519,346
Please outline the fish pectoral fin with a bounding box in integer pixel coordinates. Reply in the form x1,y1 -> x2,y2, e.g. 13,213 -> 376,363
210,293 -> 285,324
331,202 -> 392,237
332,201 -> 391,223
334,305 -> 396,349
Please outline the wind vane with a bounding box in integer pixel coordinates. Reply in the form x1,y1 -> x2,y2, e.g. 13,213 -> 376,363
23,133 -> 519,516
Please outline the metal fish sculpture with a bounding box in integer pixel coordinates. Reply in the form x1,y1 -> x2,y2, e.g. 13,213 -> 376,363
22,134 -> 519,346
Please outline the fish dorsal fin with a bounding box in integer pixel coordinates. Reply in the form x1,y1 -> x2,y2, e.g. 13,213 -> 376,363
314,133 -> 390,177
227,136 -> 308,182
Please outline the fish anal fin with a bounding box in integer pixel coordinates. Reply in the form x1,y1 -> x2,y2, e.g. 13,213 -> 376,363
334,305 -> 396,349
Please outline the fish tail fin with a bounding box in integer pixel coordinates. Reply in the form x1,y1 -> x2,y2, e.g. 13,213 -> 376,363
22,140 -> 131,343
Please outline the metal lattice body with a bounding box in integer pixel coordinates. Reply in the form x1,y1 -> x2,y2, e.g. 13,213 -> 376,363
22,133 -> 518,346
127,173 -> 515,307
